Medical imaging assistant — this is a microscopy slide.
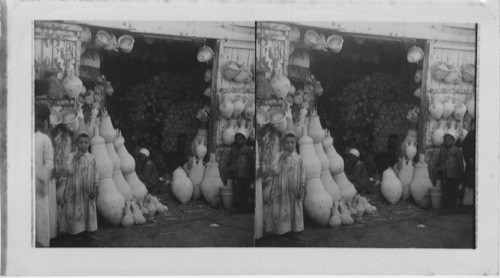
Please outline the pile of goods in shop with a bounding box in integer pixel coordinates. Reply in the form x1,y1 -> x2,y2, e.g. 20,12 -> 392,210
166,44 -> 256,208
256,28 -> 378,227
256,28 -> 465,228
331,71 -> 417,155
46,67 -> 170,229
258,75 -> 379,226
108,67 -> 209,155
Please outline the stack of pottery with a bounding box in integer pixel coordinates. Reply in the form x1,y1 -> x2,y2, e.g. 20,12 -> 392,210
100,110 -> 133,202
114,129 -> 148,204
91,124 -> 125,227
299,124 -> 333,227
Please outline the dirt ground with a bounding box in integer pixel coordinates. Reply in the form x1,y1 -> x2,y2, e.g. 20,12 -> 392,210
50,184 -> 254,248
50,184 -> 475,249
255,192 -> 475,248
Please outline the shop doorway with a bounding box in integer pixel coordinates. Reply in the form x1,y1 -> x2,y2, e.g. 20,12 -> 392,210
299,31 -> 426,177
80,26 -> 216,178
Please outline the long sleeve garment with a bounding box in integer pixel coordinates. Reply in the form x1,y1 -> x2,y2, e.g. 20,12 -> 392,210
35,131 -> 56,246
436,146 -> 464,180
461,129 -> 475,189
265,151 -> 305,235
138,160 -> 160,189
62,151 -> 99,235
346,160 -> 370,192
226,145 -> 255,179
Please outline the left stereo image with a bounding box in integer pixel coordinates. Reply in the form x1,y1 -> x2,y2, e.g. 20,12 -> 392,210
33,21 -> 256,247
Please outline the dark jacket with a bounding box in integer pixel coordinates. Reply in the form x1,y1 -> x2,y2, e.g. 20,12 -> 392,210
226,144 -> 255,179
138,160 -> 160,188
461,128 -> 475,188
345,155 -> 370,191
436,145 -> 464,180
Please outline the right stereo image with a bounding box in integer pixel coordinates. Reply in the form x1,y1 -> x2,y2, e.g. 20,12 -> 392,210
254,21 -> 477,248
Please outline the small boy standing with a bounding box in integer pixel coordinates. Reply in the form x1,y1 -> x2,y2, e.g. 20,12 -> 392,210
226,131 -> 255,214
436,131 -> 464,210
63,132 -> 99,240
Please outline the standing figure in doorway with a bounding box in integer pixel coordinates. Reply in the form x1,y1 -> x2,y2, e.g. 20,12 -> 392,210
34,103 -> 57,247
226,131 -> 255,214
436,132 -> 464,211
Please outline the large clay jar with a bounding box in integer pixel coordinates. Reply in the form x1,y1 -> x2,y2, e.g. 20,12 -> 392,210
91,124 -> 113,180
190,120 -> 208,158
188,157 -> 205,201
400,126 -> 418,157
453,100 -> 467,121
316,142 -> 341,203
123,172 -> 148,203
103,123 -> 133,202
114,129 -> 135,175
398,158 -> 415,201
232,96 -> 247,118
99,109 -> 116,143
96,177 -> 125,227
381,167 -> 403,205
218,94 -> 234,119
409,154 -> 432,209
322,129 -> 344,176
62,68 -> 83,99
442,97 -> 456,119
200,153 -> 224,208
195,141 -> 208,161
332,172 -> 357,203
304,177 -> 333,227
432,120 -> 447,146
308,109 -> 325,144
172,167 -> 194,204
222,118 -> 238,146
298,125 -> 321,180
114,129 -> 148,202
270,68 -> 290,99
428,94 -> 444,120
91,125 -> 125,226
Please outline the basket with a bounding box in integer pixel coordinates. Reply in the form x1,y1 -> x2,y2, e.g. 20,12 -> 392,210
433,62 -> 452,81
462,64 -> 475,83
95,30 -> 112,48
118,35 -> 135,53
49,109 -> 62,126
256,108 -> 270,126
61,108 -> 79,132
326,34 -> 344,53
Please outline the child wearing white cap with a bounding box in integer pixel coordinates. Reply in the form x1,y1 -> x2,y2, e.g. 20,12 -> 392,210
435,131 -> 464,211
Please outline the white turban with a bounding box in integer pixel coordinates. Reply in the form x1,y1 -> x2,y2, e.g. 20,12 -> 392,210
349,148 -> 360,158
139,148 -> 150,157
